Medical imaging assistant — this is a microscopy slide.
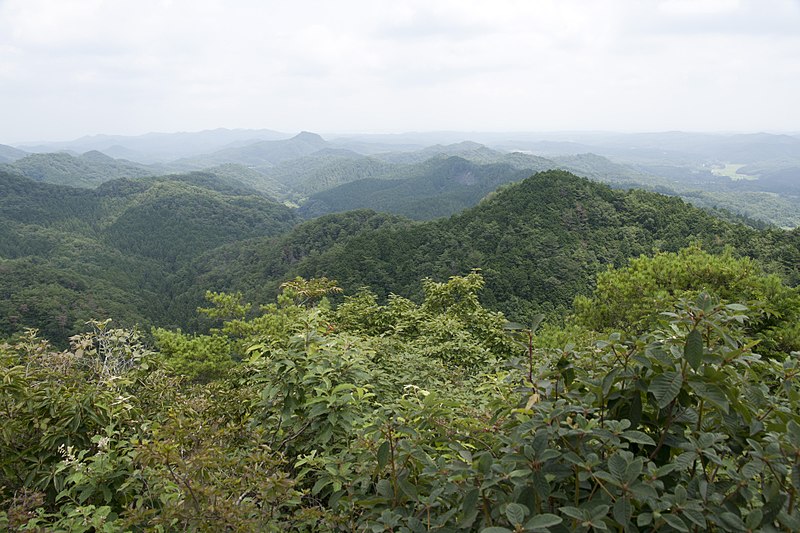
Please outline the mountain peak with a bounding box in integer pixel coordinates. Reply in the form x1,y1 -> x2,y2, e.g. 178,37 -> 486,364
81,150 -> 115,162
293,131 -> 326,143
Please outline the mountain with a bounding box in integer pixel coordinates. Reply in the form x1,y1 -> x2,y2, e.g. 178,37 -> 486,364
263,152 -> 398,196
0,143 -> 27,164
373,141 -> 504,164
298,156 -> 537,220
200,163 -> 292,200
0,169 -> 298,342
3,151 -> 154,187
294,153 -> 662,221
191,170 -> 796,323
172,131 -> 330,169
101,179 -> 295,267
17,128 -> 289,163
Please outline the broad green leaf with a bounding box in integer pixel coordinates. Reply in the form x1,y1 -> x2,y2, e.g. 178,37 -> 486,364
622,430 -> 656,446
683,509 -> 705,528
725,303 -> 748,311
311,478 -> 330,496
559,506 -> 585,520
613,497 -> 632,524
684,329 -> 703,370
787,420 -> 800,448
649,371 -> 683,409
377,441 -> 390,470
623,459 -> 643,484
525,513 -> 563,529
688,381 -> 729,414
505,502 -> 527,525
462,488 -> 479,515
762,493 -> 787,525
477,452 -> 493,474
608,453 -> 627,479
530,313 -> 545,333
398,478 -> 418,499
661,513 -> 689,532
376,479 -> 393,498
720,512 -> 746,531
746,509 -> 763,530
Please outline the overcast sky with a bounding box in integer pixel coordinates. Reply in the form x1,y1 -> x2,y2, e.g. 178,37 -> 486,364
1,0 -> 798,143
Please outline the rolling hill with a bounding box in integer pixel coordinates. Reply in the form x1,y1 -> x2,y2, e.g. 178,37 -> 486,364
0,169 -> 298,343
2,151 -> 153,187
188,169 -> 800,322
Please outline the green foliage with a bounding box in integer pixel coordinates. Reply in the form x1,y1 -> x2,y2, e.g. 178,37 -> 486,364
0,322 -> 148,507
0,169 -> 297,344
4,261 -> 800,530
152,328 -> 234,382
4,151 -> 800,531
200,170 -> 797,326
574,244 -> 800,356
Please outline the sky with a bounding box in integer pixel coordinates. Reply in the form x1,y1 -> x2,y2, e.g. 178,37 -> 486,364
1,0 -> 799,143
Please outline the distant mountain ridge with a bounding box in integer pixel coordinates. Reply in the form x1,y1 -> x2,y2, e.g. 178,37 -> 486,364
2,151 -> 154,188
170,131 -> 329,169
0,144 -> 28,164
5,128 -> 799,227
17,127 -> 290,163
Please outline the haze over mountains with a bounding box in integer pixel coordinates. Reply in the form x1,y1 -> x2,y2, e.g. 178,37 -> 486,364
2,128 -> 800,227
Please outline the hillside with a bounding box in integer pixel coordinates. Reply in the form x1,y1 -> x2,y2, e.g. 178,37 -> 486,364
10,130 -> 796,227
4,165 -> 800,531
190,170 -> 797,322
0,143 -> 27,164
298,156 -> 536,220
0,170 -> 297,342
2,151 -> 153,187
173,131 -> 329,169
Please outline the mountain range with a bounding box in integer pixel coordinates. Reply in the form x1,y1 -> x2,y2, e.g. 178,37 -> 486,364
4,129 -> 799,227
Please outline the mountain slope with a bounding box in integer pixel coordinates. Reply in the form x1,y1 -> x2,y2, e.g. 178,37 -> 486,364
298,156 -> 537,220
191,170 -> 787,322
3,151 -> 153,187
173,131 -> 329,169
0,144 -> 27,164
0,170 -> 298,342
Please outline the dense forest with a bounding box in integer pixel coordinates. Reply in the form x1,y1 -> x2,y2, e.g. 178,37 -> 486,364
2,132 -> 800,530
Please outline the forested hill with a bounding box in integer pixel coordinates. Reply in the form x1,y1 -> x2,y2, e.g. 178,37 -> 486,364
190,169 -> 800,322
2,167 -> 798,343
2,151 -> 153,187
0,170 -> 297,343
297,156 -> 537,220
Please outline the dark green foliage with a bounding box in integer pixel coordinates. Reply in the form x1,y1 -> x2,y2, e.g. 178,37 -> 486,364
151,328 -> 234,383
0,169 -> 297,344
4,260 -> 800,531
205,170 -> 776,324
102,180 -> 294,266
172,210 -> 410,322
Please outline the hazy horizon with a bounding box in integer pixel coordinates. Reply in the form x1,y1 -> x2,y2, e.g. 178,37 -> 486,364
10,126 -> 800,146
2,0 -> 798,144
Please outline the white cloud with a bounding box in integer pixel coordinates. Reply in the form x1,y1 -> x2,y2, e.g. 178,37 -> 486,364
0,0 -> 798,142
